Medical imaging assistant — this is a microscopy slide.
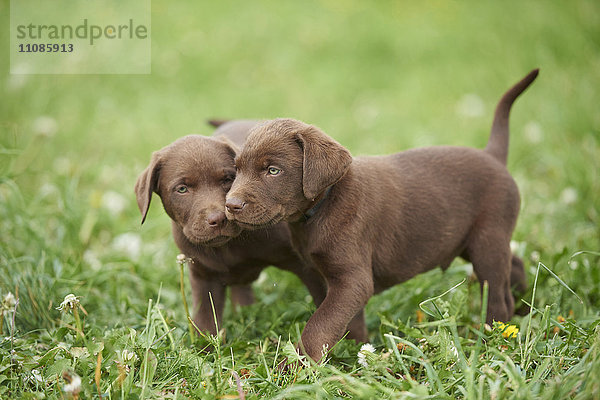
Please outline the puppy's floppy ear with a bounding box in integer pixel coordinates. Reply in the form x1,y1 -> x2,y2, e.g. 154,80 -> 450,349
134,151 -> 163,224
296,125 -> 352,200
207,119 -> 229,128
213,135 -> 240,156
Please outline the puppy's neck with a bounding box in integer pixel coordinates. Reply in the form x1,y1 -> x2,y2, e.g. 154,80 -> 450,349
303,186 -> 333,219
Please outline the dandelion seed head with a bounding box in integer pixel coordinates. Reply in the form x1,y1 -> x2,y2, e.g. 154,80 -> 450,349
176,253 -> 193,264
57,294 -> 80,312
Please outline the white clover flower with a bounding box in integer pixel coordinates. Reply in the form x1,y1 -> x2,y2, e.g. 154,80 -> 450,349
38,183 -> 59,198
32,116 -> 58,137
53,157 -> 72,175
321,343 -> 330,363
510,240 -> 519,253
569,260 -> 579,271
57,294 -> 80,312
120,349 -> 138,363
524,121 -> 543,144
70,347 -> 90,359
62,371 -> 81,396
112,233 -> 142,261
31,369 -> 43,383
456,94 -> 485,118
449,345 -> 459,358
357,343 -> 376,367
559,187 -> 578,205
83,250 -> 102,271
6,63 -> 30,90
101,191 -> 128,217
2,292 -> 16,311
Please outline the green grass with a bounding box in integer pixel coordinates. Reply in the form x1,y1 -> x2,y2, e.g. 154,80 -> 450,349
1,0 -> 599,398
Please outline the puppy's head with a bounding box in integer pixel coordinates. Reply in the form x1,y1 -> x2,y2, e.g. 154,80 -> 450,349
225,118 -> 352,228
135,135 -> 242,246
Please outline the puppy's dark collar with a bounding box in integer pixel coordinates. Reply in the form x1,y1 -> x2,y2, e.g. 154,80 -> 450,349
304,186 -> 332,219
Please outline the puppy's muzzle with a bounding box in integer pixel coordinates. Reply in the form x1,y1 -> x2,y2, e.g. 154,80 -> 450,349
225,197 -> 246,214
206,210 -> 227,228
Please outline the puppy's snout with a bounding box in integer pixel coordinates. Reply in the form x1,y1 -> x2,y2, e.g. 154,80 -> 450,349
225,197 -> 246,214
206,211 -> 226,228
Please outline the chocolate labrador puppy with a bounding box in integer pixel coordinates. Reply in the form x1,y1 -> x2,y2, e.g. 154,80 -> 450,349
225,70 -> 538,361
135,120 -> 327,336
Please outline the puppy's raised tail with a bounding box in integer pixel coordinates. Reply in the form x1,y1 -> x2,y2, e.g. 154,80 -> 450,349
485,68 -> 539,165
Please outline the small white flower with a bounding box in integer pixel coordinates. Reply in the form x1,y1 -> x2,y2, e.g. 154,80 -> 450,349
120,349 -> 138,363
83,250 -> 102,271
31,369 -> 43,383
569,260 -> 579,270
530,251 -> 541,263
559,187 -> 578,205
449,345 -> 459,358
357,343 -> 376,367
62,371 -> 81,395
510,240 -> 519,253
101,191 -> 127,216
70,347 -> 90,359
321,343 -> 330,362
456,94 -> 485,118
53,157 -> 72,175
7,63 -> 30,90
2,292 -> 16,311
112,233 -> 142,261
39,183 -> 59,198
32,116 -> 58,137
57,294 -> 80,312
524,121 -> 543,144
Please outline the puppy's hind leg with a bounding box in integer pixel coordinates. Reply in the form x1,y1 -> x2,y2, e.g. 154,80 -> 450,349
466,231 -> 514,324
510,254 -> 527,293
345,308 -> 368,343
510,254 -> 529,315
230,285 -> 255,309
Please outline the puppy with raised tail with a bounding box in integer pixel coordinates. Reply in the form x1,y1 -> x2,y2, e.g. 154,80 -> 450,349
225,70 -> 538,361
135,120 -> 327,337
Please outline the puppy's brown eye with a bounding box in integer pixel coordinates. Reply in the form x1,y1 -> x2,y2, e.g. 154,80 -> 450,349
267,167 -> 281,176
175,185 -> 188,194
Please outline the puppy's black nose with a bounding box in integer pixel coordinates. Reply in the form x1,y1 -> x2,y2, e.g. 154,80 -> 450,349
225,198 -> 246,213
206,211 -> 226,227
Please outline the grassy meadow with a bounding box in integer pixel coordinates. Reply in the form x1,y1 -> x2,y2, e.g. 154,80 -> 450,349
1,0 -> 599,398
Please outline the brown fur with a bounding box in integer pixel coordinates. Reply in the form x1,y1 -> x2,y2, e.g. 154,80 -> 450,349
135,120 -> 327,336
226,70 -> 538,360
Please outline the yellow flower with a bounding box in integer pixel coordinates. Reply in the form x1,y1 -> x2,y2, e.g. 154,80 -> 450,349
496,322 -> 519,339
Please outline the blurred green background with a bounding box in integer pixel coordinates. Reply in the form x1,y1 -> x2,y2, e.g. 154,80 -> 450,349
1,0 -> 599,340
1,1 -> 600,397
